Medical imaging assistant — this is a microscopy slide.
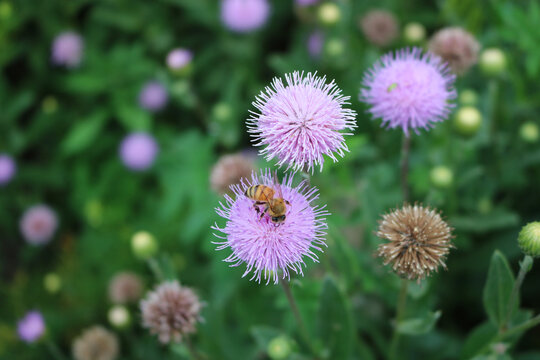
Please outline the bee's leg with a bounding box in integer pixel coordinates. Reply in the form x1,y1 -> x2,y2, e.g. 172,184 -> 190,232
253,201 -> 265,214
285,200 -> 291,205
260,204 -> 269,220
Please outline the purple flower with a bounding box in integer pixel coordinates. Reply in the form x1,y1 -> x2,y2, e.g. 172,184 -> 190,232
221,0 -> 270,33
0,154 -> 16,185
248,71 -> 357,173
360,47 -> 457,135
119,132 -> 159,171
307,30 -> 324,58
138,81 -> 168,112
166,48 -> 193,71
296,0 -> 320,6
17,311 -> 45,343
51,31 -> 83,68
212,170 -> 330,284
20,205 -> 58,245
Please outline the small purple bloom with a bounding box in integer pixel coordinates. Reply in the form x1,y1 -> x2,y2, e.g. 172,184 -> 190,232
119,132 -> 159,171
307,30 -> 324,58
221,0 -> 270,33
20,205 -> 58,245
360,47 -> 457,135
138,81 -> 168,112
51,31 -> 83,68
212,170 -> 330,284
296,0 -> 320,6
248,71 -> 357,173
0,154 -> 16,185
166,48 -> 193,71
17,311 -> 45,343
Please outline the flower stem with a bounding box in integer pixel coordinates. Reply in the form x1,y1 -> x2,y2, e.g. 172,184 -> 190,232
389,279 -> 409,360
185,336 -> 204,360
147,258 -> 165,282
45,339 -> 68,360
503,255 -> 533,330
279,278 -> 316,357
400,135 -> 411,203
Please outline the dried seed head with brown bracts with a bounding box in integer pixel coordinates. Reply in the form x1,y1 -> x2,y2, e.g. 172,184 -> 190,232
376,203 -> 454,281
428,27 -> 480,75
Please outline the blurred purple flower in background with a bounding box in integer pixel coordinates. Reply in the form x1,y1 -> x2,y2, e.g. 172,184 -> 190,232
17,311 -> 45,343
307,30 -> 324,58
360,47 -> 457,135
221,0 -> 270,33
138,81 -> 168,112
429,27 -> 480,75
248,71 -> 357,173
296,0 -> 320,6
0,153 -> 16,185
360,9 -> 399,47
119,132 -> 159,171
166,48 -> 193,71
51,31 -> 83,68
212,170 -> 330,284
20,205 -> 58,245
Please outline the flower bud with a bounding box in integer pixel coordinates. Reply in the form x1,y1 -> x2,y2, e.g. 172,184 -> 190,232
454,106 -> 482,136
518,222 -> 540,258
430,166 -> 453,189
267,336 -> 292,360
325,38 -> 345,57
44,273 -> 62,294
131,231 -> 158,259
212,102 -> 233,123
480,48 -> 507,75
519,122 -> 539,143
318,3 -> 340,26
403,22 -> 425,44
108,305 -> 131,329
84,199 -> 103,227
0,1 -> 12,20
42,96 -> 58,114
458,89 -> 478,106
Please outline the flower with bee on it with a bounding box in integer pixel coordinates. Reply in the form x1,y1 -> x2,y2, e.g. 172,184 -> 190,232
376,203 -> 454,281
212,169 -> 330,284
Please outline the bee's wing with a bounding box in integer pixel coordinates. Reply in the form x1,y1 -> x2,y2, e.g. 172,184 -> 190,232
273,170 -> 284,200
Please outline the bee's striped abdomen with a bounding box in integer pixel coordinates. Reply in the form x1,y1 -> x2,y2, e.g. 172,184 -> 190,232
245,185 -> 274,202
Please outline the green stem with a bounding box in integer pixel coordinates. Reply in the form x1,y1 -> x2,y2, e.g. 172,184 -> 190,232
279,279 -> 317,358
400,135 -> 411,203
503,313 -> 540,338
389,279 -> 409,360
45,339 -> 68,360
503,255 -> 533,329
185,336 -> 204,360
147,258 -> 165,282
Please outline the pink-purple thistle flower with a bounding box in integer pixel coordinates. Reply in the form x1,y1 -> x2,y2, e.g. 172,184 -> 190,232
51,31 -> 83,68
17,311 -> 45,343
0,154 -> 16,185
307,30 -> 324,58
138,81 -> 168,112
248,71 -> 357,173
221,0 -> 270,33
360,47 -> 457,135
20,205 -> 58,245
166,48 -> 193,71
212,170 -> 330,284
119,132 -> 159,171
296,0 -> 320,6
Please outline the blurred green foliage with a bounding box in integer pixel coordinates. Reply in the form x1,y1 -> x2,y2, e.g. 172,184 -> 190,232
1,0 -> 540,359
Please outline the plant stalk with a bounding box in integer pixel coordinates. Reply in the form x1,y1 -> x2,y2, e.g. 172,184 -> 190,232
503,255 -> 533,330
389,279 -> 409,360
400,135 -> 411,203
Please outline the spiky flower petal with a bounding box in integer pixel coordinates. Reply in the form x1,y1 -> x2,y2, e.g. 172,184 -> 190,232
376,203 -> 454,281
212,169 -> 330,284
140,281 -> 201,344
360,47 -> 457,136
248,72 -> 357,173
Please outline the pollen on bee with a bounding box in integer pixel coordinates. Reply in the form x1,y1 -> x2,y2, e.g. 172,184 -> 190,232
387,82 -> 398,92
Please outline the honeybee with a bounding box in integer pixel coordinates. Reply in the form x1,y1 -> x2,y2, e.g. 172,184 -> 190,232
244,172 -> 290,224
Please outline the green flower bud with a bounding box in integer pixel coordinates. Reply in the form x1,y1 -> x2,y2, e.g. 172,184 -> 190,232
458,89 -> 478,106
108,305 -> 131,329
430,166 -> 453,189
325,38 -> 345,57
84,199 -> 103,227
519,122 -> 539,143
267,336 -> 292,360
212,102 -> 233,123
480,48 -> 507,75
44,273 -> 62,294
518,222 -> 540,257
403,22 -> 426,44
0,1 -> 12,20
454,106 -> 482,136
131,231 -> 158,259
42,96 -> 58,114
318,3 -> 340,26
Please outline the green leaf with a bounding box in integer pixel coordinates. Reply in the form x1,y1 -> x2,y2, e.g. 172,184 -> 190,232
61,111 -> 108,156
397,310 -> 442,335
316,276 -> 353,360
483,250 -> 516,327
461,321 -> 498,359
251,326 -> 282,350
